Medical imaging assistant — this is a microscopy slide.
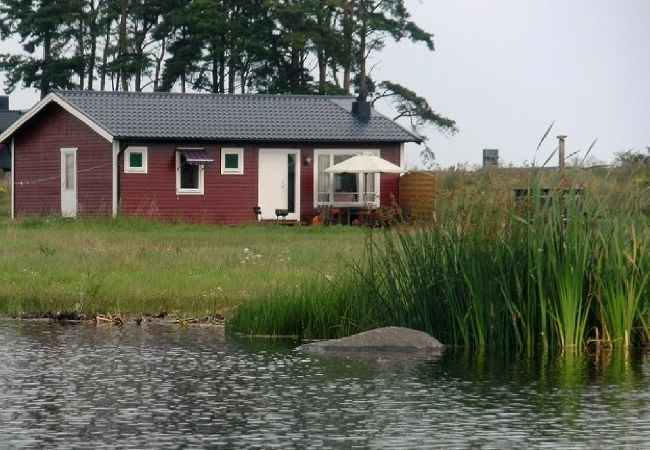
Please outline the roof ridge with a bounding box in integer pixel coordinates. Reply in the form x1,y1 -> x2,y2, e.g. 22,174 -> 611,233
54,90 -> 355,100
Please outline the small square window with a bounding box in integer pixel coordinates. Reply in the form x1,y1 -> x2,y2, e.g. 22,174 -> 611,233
125,146 -> 147,173
225,153 -> 239,169
129,152 -> 143,168
221,148 -> 244,174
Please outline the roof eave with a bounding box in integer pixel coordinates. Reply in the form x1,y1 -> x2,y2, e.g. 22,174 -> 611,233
398,127 -> 424,144
358,104 -> 424,144
113,135 -> 421,143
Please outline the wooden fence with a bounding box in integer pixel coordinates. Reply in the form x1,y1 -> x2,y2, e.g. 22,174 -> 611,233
399,171 -> 437,222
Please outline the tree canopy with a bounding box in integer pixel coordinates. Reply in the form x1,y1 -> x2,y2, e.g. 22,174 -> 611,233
0,0 -> 456,159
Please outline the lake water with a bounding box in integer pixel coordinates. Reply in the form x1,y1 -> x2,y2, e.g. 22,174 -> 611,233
1,320 -> 649,449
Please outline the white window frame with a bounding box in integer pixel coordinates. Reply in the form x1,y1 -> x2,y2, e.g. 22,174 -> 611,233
313,149 -> 381,207
60,147 -> 78,217
221,147 -> 244,174
124,146 -> 148,173
176,148 -> 205,195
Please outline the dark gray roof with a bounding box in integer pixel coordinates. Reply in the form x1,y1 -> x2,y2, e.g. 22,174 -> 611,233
0,110 -> 22,133
54,90 -> 421,143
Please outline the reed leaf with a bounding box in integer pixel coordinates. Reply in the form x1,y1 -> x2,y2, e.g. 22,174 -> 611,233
595,220 -> 649,348
533,121 -> 555,167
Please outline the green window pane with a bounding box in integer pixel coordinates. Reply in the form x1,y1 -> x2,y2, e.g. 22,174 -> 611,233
224,153 -> 239,169
129,152 -> 143,168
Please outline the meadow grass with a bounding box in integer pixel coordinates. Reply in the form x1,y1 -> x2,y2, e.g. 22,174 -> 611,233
227,270 -> 382,338
0,213 -> 367,317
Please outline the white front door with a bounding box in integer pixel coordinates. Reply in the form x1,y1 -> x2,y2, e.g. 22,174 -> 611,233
60,148 -> 78,217
258,149 -> 300,220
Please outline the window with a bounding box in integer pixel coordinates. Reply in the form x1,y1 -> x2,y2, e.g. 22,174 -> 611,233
176,149 -> 212,195
64,152 -> 75,189
314,149 -> 380,206
332,154 -> 358,203
221,148 -> 244,174
124,146 -> 147,173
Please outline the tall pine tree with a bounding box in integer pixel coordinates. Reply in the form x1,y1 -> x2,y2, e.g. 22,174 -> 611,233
0,0 -> 81,97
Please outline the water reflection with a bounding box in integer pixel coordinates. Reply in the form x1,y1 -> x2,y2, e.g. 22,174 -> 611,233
1,320 -> 649,449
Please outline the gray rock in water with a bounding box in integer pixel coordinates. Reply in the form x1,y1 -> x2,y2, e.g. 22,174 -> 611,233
297,326 -> 444,355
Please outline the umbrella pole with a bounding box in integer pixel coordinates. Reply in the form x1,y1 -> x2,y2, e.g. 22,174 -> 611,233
363,172 -> 368,203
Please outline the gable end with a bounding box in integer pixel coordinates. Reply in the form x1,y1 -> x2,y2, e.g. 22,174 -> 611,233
0,93 -> 113,144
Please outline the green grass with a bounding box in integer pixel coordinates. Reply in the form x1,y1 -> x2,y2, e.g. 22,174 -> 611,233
0,214 -> 367,317
2,166 -> 649,354
227,271 -> 381,338
0,175 -> 9,219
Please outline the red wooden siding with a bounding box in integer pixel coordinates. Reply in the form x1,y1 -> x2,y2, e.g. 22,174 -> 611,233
378,145 -> 401,208
13,104 -> 112,216
120,143 -> 400,224
119,144 -> 259,223
300,148 -> 314,222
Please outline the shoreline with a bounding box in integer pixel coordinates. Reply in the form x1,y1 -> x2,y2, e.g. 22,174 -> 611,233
0,311 -> 226,328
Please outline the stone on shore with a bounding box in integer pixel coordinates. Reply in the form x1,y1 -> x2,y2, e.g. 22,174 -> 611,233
297,326 -> 444,355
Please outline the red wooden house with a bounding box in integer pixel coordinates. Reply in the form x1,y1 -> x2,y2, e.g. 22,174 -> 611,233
0,91 -> 421,223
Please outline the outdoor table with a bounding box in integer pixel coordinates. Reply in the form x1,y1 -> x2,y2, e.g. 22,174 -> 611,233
338,205 -> 374,225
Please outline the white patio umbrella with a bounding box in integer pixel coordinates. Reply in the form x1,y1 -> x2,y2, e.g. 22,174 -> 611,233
323,154 -> 404,174
324,154 -> 404,205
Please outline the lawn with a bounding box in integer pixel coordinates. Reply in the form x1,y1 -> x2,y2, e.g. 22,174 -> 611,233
0,213 -> 367,317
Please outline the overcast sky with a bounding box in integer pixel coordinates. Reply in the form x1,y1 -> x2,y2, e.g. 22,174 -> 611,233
1,0 -> 649,168
378,0 -> 650,168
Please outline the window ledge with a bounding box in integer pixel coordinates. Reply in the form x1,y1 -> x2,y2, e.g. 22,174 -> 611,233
317,202 -> 379,207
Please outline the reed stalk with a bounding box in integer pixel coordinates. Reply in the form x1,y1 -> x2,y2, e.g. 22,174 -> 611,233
595,220 -> 649,348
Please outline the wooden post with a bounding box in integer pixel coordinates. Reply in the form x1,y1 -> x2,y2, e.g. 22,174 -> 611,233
557,135 -> 567,170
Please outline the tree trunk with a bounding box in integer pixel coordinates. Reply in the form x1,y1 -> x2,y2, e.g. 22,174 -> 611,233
135,44 -> 143,91
318,49 -> 327,93
227,53 -> 235,93
212,54 -> 219,93
100,18 -> 110,91
40,30 -> 51,98
134,21 -> 148,91
316,4 -> 330,94
342,0 -> 355,93
299,50 -> 306,88
118,0 -> 128,91
330,61 -> 339,87
218,47 -> 225,93
86,0 -> 99,90
87,20 -> 96,88
76,13 -> 85,90
358,14 -> 367,97
153,37 -> 165,91
290,47 -> 300,90
211,39 -> 219,93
